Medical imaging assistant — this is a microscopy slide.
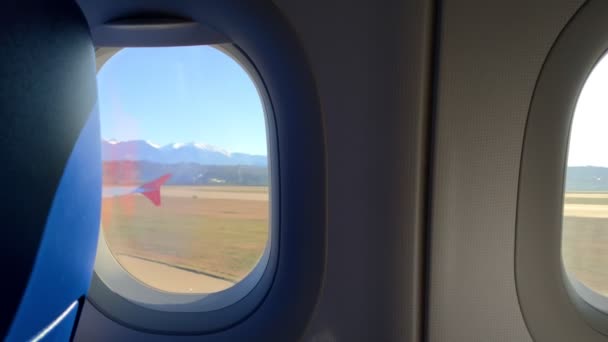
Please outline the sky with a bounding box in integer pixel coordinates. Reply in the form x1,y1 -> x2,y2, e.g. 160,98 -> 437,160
97,46 -> 268,156
568,53 -> 608,167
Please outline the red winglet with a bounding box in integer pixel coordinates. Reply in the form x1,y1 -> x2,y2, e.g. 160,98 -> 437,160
142,190 -> 162,206
137,174 -> 172,206
140,174 -> 172,190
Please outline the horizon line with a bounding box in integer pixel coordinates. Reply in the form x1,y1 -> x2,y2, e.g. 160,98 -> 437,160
102,138 -> 268,157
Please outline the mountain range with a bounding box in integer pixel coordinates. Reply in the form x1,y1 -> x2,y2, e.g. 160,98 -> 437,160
566,166 -> 608,191
103,161 -> 268,186
102,139 -> 267,166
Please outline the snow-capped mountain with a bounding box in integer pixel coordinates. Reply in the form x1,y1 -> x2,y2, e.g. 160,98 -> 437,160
101,140 -> 267,166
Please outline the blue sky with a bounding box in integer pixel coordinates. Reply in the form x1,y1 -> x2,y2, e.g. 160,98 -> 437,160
569,53 -> 608,167
97,46 -> 268,156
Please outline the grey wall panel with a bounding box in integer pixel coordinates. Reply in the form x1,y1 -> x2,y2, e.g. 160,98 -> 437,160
428,1 -> 584,341
74,0 -> 433,340
272,1 -> 433,341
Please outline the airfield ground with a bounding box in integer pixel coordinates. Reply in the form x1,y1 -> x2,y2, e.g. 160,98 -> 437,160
101,185 -> 269,293
563,192 -> 608,296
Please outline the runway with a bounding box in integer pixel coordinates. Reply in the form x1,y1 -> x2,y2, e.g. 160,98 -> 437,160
116,254 -> 235,293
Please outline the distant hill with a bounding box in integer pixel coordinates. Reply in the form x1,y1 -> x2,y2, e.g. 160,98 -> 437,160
103,161 -> 268,186
102,139 -> 267,167
566,166 -> 608,191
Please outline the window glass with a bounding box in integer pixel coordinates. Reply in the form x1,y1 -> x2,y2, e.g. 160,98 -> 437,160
563,54 -> 608,297
97,46 -> 269,294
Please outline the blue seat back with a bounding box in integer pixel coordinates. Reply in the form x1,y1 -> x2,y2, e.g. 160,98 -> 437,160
0,1 -> 100,340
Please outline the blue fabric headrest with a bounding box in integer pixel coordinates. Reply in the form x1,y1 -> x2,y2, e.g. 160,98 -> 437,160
0,0 -> 100,340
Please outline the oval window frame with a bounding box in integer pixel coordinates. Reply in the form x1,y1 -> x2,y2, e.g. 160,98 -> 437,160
82,3 -> 327,336
516,0 -> 608,340
89,43 -> 280,333
93,44 -> 275,312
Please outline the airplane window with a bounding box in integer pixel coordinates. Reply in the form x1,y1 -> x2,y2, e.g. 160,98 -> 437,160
563,53 -> 608,299
97,46 -> 269,294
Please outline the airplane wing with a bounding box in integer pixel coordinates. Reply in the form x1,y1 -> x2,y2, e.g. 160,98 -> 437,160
134,174 -> 172,206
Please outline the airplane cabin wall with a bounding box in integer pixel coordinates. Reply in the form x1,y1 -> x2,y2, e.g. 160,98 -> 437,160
65,0 -> 597,340
72,0 -> 433,340
427,1 -> 584,341
271,1 -> 433,340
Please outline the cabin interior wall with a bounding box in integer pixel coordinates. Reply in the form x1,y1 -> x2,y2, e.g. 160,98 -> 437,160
67,0 -> 597,340
273,1 -> 433,340
426,1 -> 583,341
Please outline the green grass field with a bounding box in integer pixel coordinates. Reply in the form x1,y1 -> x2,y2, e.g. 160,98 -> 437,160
101,186 -> 269,284
563,192 -> 608,296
